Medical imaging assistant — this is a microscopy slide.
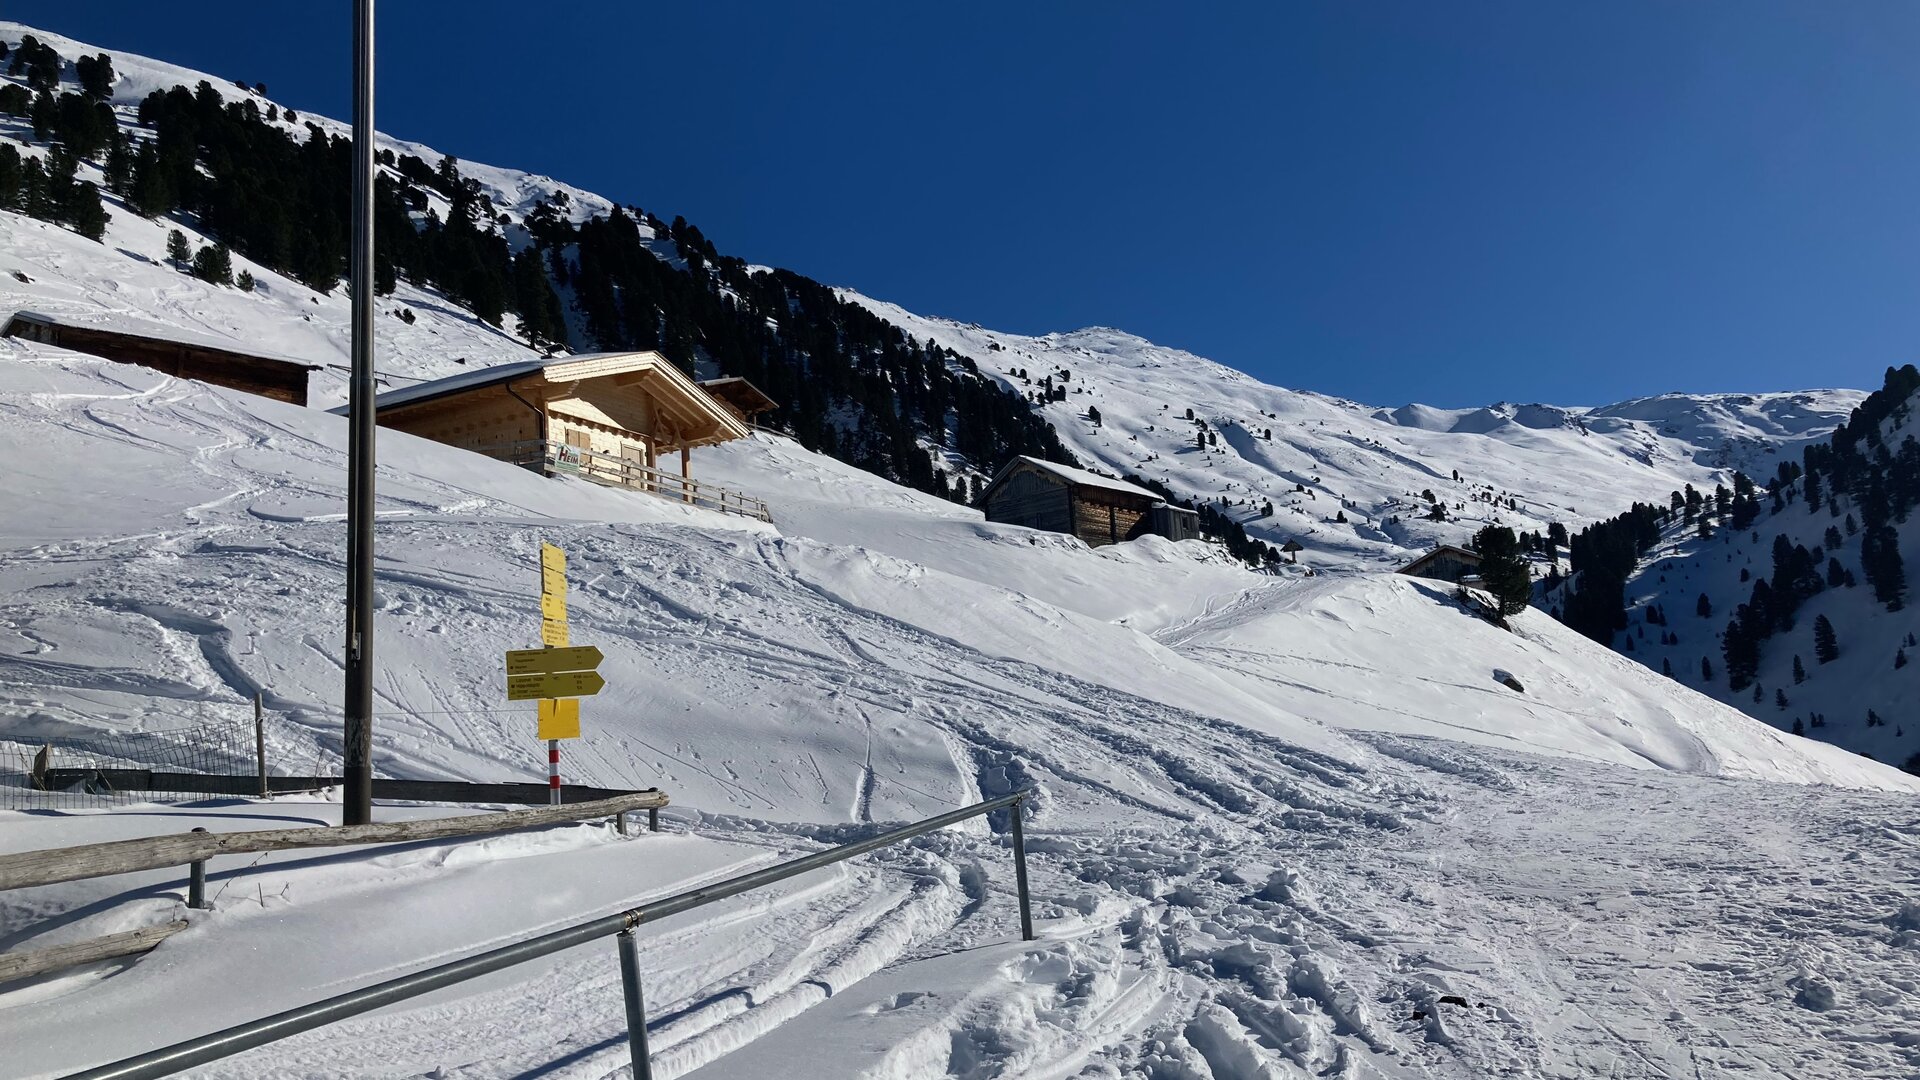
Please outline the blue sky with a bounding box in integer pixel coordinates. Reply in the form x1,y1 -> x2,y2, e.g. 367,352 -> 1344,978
14,2 -> 1920,406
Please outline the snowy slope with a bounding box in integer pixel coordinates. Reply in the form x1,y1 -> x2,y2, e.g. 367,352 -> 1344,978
1610,388 -> 1920,769
846,297 -> 1863,571
4,347 -> 1918,1080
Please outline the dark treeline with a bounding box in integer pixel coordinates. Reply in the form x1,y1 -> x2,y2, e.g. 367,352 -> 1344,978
1560,365 -> 1920,699
6,47 -> 1078,513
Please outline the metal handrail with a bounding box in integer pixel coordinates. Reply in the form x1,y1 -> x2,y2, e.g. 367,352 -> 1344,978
64,790 -> 1036,1080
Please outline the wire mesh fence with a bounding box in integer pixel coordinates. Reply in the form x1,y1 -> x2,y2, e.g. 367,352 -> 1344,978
0,711 -> 330,811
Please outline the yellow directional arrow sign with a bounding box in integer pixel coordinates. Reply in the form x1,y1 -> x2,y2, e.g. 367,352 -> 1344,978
504,646 -> 604,677
507,670 -> 606,701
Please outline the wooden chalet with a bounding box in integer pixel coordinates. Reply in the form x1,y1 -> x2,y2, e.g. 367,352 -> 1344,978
3,311 -> 317,405
1397,544 -> 1483,583
981,456 -> 1202,547
343,352 -> 771,519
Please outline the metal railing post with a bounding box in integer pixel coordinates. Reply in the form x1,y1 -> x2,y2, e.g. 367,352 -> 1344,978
1010,796 -> 1034,941
616,928 -> 652,1080
186,828 -> 209,910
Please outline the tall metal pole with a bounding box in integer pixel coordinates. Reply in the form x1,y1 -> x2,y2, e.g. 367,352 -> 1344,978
341,0 -> 378,827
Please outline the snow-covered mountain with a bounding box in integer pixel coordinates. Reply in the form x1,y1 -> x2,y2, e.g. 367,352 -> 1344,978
4,23 -> 1919,1079
0,19 -> 1866,578
847,300 -> 1862,569
1589,369 -> 1920,770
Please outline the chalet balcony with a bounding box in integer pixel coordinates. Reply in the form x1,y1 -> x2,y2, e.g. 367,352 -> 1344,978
474,440 -> 773,523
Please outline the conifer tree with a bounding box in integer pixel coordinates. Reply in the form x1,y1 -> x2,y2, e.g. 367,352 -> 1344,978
1697,593 -> 1711,618
1793,655 -> 1806,684
236,269 -> 255,292
1472,526 -> 1532,618
63,179 -> 107,241
191,243 -> 233,286
166,229 -> 191,268
1898,647 -> 1909,670
1701,656 -> 1713,682
1813,614 -> 1839,664
0,144 -> 21,209
1775,688 -> 1788,709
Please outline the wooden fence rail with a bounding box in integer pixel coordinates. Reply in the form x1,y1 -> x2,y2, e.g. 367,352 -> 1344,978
0,922 -> 191,985
0,789 -> 667,894
34,768 -> 647,807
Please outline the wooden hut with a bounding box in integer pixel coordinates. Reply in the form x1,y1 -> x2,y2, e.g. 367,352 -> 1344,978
981,456 -> 1200,547
3,311 -> 317,405
341,352 -> 769,518
1397,544 -> 1483,583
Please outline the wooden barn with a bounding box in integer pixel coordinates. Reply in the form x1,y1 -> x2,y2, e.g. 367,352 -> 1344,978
3,311 -> 317,405
344,352 -> 770,519
981,456 -> 1202,547
1397,544 -> 1483,583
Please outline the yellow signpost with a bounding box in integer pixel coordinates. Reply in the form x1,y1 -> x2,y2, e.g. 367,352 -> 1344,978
509,542 -> 606,803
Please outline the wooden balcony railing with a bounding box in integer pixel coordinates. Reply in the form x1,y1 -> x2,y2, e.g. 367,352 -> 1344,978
473,441 -> 773,522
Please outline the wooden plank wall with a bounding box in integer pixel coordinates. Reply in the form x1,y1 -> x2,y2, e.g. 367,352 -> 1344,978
1072,495 -> 1149,547
985,468 -> 1071,533
47,325 -> 311,405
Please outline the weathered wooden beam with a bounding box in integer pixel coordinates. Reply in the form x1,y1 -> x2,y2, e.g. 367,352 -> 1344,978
36,771 -> 645,806
0,920 -> 189,984
0,790 -> 668,893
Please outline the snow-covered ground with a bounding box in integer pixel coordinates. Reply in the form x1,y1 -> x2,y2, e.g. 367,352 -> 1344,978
4,348 -> 1917,1080
2,20 -> 1917,1078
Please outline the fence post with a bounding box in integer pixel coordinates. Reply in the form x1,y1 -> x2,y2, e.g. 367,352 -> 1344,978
187,827 -> 210,910
1010,795 -> 1034,941
254,693 -> 268,798
616,927 -> 653,1080
647,806 -> 659,833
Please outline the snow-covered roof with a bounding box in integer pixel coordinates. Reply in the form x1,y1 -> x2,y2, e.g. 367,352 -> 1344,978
989,455 -> 1164,501
330,352 -> 723,414
5,310 -> 325,371
332,358 -> 559,414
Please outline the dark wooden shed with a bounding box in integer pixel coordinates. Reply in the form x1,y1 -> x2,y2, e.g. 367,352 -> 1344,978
981,456 -> 1199,548
2,311 -> 317,405
1397,544 -> 1484,583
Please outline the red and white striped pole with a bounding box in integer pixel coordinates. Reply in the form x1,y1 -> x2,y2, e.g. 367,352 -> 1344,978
548,737 -> 561,804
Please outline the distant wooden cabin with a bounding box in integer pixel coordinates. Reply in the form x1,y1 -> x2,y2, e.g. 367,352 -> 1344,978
698,377 -> 779,426
981,456 -> 1201,547
3,311 -> 317,405
343,352 -> 770,519
1397,544 -> 1483,583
